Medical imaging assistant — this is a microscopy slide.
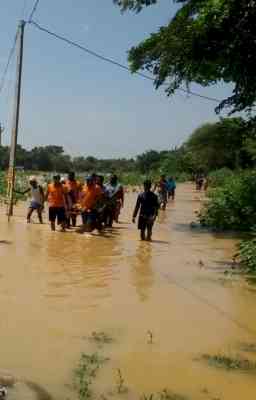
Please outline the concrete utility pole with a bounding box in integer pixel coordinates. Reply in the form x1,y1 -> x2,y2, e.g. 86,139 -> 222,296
0,123 -> 4,146
7,20 -> 25,218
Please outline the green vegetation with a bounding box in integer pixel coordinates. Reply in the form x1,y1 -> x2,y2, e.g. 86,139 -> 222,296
239,343 -> 256,353
206,168 -> 234,188
199,170 -> 256,272
201,354 -> 256,373
89,331 -> 114,346
239,238 -> 256,273
114,0 -> 256,114
0,118 -> 254,181
116,369 -> 127,394
73,353 -> 109,400
142,390 -> 189,400
199,171 -> 256,231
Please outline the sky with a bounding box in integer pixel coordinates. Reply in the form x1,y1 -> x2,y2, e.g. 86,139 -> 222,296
0,0 -> 234,159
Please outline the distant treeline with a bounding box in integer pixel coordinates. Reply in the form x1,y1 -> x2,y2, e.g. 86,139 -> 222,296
0,117 -> 255,176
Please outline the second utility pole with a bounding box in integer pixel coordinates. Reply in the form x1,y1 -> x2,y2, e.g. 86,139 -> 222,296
7,20 -> 25,218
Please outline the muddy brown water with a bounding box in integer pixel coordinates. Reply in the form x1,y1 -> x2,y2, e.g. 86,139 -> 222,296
1,183 -> 256,400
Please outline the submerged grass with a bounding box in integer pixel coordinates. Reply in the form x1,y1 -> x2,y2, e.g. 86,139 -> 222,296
141,390 -> 189,400
201,353 -> 256,372
238,343 -> 256,353
89,331 -> 114,346
73,352 -> 109,400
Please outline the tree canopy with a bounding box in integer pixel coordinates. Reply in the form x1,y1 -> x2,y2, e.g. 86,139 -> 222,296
114,0 -> 256,114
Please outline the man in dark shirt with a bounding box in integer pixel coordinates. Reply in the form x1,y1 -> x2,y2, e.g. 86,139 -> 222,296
132,180 -> 159,241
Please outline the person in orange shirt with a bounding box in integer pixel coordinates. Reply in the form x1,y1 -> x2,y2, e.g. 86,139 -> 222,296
80,176 -> 103,232
45,175 -> 67,232
65,171 -> 82,227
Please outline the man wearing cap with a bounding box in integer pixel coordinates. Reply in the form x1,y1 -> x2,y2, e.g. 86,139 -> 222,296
16,176 -> 45,224
45,175 -> 67,231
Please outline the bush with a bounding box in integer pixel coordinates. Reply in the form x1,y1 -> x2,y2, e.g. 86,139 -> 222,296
207,168 -> 234,188
239,238 -> 256,272
176,172 -> 191,182
199,171 -> 256,231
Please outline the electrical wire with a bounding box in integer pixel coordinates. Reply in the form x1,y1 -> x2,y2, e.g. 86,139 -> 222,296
28,20 -> 220,104
0,31 -> 18,95
28,0 -> 41,22
162,272 -> 256,337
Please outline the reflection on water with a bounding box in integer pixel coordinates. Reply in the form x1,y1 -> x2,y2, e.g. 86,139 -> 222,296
130,242 -> 154,302
1,185 -> 256,400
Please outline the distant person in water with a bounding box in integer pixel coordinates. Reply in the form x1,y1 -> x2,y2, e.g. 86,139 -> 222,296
105,175 -> 124,224
132,180 -> 159,241
154,175 -> 168,210
15,176 -> 44,224
45,175 -> 67,232
167,176 -> 176,200
196,173 -> 204,191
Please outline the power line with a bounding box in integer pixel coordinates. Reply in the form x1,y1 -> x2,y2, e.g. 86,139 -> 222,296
0,31 -> 18,95
28,20 -> 220,104
162,273 -> 256,337
28,0 -> 41,22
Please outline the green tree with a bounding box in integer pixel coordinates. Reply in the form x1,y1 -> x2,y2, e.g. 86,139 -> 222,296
184,118 -> 251,171
114,0 -> 256,113
136,150 -> 162,173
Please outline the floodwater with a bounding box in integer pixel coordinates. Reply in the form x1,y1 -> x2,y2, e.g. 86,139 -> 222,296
0,184 -> 256,400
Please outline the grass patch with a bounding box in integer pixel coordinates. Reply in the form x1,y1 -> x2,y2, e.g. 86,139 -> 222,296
141,390 -> 189,400
201,353 -> 256,372
89,331 -> 114,346
159,389 -> 189,400
238,343 -> 256,353
73,353 -> 109,400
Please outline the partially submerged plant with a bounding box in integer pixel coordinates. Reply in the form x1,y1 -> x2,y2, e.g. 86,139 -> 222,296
238,343 -> 256,353
90,331 -> 113,346
142,391 -> 190,400
239,238 -> 256,273
73,353 -> 109,400
147,330 -> 153,344
141,395 -> 154,400
201,353 -> 256,372
159,389 -> 189,400
116,369 -> 127,394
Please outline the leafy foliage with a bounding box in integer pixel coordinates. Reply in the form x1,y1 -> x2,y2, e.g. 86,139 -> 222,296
184,118 -> 252,171
239,238 -> 256,272
73,353 -> 109,400
115,0 -> 256,114
199,171 -> 256,231
207,168 -> 234,188
114,0 -> 157,13
89,331 -> 114,345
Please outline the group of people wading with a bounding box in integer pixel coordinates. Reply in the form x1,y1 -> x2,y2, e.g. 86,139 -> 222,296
16,173 -> 176,241
17,173 -> 124,233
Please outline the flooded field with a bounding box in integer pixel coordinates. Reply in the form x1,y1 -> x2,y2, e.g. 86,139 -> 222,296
1,184 -> 256,400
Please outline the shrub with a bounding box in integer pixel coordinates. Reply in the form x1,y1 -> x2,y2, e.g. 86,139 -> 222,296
176,172 -> 191,182
239,238 -> 256,272
199,171 -> 256,231
207,168 -> 234,188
